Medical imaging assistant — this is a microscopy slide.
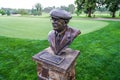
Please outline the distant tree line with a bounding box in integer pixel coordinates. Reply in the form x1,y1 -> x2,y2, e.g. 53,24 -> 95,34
75,0 -> 120,18
0,1 -> 120,18
0,8 -> 31,16
0,3 -> 75,16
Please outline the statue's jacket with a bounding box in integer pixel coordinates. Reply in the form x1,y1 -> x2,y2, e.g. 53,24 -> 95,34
48,26 -> 80,55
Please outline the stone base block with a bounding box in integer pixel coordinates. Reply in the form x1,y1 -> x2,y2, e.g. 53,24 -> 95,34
32,48 -> 80,80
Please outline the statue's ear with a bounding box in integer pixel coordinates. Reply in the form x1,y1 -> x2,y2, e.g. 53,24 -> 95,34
64,20 -> 69,24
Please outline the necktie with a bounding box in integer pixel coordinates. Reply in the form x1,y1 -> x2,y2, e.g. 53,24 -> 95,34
55,33 -> 62,54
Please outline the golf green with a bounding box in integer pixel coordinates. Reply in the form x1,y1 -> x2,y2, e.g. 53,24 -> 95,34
0,16 -> 108,40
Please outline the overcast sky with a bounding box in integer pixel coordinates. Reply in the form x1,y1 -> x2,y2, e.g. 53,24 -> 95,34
0,0 -> 75,9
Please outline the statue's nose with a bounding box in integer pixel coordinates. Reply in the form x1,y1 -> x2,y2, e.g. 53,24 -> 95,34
52,23 -> 57,27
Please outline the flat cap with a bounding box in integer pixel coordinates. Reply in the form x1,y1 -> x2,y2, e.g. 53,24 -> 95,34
50,9 -> 72,20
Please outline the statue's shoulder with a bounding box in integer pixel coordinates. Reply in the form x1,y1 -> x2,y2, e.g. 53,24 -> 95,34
48,30 -> 55,37
68,27 -> 81,35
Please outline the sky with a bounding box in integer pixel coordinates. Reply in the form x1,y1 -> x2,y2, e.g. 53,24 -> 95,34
0,0 -> 75,9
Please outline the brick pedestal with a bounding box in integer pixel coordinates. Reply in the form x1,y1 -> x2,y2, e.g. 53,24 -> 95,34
32,48 -> 80,80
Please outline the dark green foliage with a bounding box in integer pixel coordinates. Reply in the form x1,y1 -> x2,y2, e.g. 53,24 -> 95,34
0,21 -> 120,80
105,0 -> 120,18
75,0 -> 120,18
75,0 -> 96,17
0,9 -> 5,15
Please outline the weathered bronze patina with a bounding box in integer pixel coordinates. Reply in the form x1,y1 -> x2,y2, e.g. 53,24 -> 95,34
48,9 -> 81,55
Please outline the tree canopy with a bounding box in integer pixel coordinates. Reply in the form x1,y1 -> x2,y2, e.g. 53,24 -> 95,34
75,0 -> 97,17
32,3 -> 42,16
105,0 -> 120,17
75,0 -> 120,18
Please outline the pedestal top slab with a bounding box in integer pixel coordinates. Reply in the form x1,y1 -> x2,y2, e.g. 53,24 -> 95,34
32,48 -> 80,73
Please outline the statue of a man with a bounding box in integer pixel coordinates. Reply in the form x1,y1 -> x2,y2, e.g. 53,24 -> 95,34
48,9 -> 81,55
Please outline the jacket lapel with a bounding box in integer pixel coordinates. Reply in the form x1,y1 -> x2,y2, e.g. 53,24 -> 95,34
60,28 -> 71,48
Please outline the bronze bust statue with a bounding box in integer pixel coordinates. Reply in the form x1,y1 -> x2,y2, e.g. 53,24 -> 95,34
33,9 -> 81,80
48,9 -> 81,55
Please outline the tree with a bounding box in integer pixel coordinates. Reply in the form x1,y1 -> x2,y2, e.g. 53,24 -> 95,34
11,9 -> 19,14
6,10 -> 10,16
68,4 -> 75,14
75,0 -> 96,17
75,0 -> 83,16
0,9 -> 5,15
119,11 -> 120,16
31,7 -> 37,15
96,0 -> 107,12
34,3 -> 42,15
60,6 -> 69,11
105,0 -> 120,18
43,6 -> 55,13
17,9 -> 29,15
75,10 -> 82,16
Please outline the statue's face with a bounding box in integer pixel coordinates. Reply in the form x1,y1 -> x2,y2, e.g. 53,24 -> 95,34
51,17 -> 66,32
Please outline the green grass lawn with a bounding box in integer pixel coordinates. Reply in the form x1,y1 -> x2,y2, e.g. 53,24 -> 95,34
71,21 -> 120,80
0,16 -> 108,40
0,17 -> 119,80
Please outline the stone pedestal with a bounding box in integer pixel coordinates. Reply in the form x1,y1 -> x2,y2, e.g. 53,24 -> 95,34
32,48 -> 80,80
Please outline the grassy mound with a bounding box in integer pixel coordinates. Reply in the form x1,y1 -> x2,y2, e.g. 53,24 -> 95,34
0,20 -> 119,80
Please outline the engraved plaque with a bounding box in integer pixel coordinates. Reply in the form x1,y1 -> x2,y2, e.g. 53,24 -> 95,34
39,52 -> 64,64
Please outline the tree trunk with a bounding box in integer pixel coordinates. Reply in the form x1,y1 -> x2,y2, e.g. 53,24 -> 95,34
88,8 -> 92,17
112,11 -> 116,18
